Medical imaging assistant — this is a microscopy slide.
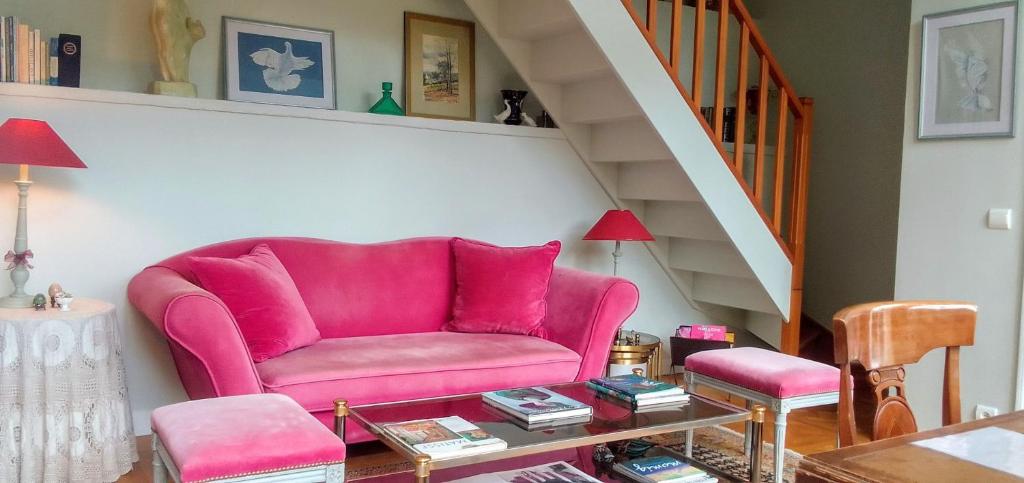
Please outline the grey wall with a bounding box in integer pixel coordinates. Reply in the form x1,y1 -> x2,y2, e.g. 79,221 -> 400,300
3,0 -> 531,121
746,0 -> 911,328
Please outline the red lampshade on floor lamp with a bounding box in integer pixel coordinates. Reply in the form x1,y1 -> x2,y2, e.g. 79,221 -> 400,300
0,119 -> 87,308
583,209 -> 655,276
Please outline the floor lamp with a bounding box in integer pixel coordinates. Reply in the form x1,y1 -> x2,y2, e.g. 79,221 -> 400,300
583,209 -> 655,276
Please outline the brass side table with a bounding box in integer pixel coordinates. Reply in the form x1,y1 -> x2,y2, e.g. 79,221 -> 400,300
607,330 -> 662,379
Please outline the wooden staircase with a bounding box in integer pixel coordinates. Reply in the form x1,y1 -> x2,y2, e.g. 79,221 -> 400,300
465,0 -> 813,353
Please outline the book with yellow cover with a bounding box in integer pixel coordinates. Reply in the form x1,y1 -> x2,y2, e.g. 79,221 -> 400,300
382,416 -> 506,460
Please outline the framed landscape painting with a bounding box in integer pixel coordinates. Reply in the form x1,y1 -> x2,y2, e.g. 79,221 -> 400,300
919,3 -> 1017,139
224,17 -> 336,109
404,13 -> 476,121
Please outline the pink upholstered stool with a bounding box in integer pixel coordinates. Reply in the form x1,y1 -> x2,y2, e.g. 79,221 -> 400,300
684,347 -> 840,483
151,394 -> 346,483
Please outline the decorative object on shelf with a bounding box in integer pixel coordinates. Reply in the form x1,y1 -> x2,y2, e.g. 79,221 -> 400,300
919,3 -> 1017,139
32,293 -> 46,310
404,13 -> 475,121
368,81 -> 405,115
583,209 -> 655,276
55,292 -> 73,311
150,0 -> 205,97
495,89 -> 535,126
0,119 -> 87,308
48,282 -> 63,307
224,17 -> 336,109
607,331 -> 663,379
56,34 -> 82,87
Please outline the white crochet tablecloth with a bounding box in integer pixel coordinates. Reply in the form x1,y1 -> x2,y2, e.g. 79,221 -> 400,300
0,298 -> 137,482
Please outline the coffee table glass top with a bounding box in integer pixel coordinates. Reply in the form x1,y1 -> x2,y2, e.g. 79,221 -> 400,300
349,381 -> 749,469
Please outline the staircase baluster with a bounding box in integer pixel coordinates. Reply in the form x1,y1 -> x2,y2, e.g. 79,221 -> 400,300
692,0 -> 706,103
646,0 -> 658,33
772,90 -> 788,231
713,0 -> 730,139
753,57 -> 769,202
670,0 -> 683,71
734,24 -> 750,171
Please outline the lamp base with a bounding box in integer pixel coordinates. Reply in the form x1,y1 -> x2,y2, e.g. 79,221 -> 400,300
0,293 -> 34,308
151,81 -> 198,98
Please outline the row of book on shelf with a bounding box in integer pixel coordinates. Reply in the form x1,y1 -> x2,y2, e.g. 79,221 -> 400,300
1,16 -> 81,86
380,374 -> 714,482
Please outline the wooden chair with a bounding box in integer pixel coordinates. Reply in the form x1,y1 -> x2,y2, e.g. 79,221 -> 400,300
832,301 -> 976,447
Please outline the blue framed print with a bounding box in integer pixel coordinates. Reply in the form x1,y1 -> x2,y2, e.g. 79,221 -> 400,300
224,18 -> 336,109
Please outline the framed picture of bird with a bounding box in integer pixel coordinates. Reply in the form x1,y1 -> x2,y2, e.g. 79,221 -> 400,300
919,3 -> 1017,139
223,17 -> 336,109
404,13 -> 476,121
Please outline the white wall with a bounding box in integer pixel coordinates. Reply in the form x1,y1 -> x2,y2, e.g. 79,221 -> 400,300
0,84 -> 717,434
897,0 -> 1024,426
748,0 -> 911,328
3,0 -> 533,121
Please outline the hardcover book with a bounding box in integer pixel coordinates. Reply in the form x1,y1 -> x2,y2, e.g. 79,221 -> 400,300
483,387 -> 592,423
589,374 -> 688,400
56,33 -> 80,87
613,456 -> 713,483
382,416 -> 506,460
450,460 -> 601,482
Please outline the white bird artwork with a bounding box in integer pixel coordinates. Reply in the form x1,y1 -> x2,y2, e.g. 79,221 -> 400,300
494,100 -> 538,126
250,41 -> 315,92
945,36 -> 992,112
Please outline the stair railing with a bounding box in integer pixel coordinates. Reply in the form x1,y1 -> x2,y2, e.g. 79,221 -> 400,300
622,0 -> 813,354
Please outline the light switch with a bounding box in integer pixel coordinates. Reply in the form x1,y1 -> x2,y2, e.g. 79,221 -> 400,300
987,209 -> 1012,230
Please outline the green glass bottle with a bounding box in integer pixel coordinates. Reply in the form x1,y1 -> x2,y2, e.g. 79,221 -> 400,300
368,82 -> 405,116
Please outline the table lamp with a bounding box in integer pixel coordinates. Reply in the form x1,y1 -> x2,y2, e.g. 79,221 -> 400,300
0,118 -> 86,308
583,209 -> 654,276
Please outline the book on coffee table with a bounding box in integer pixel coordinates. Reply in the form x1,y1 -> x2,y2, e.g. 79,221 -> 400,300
587,374 -> 689,408
613,455 -> 716,482
483,387 -> 592,423
382,416 -> 507,460
449,460 -> 601,482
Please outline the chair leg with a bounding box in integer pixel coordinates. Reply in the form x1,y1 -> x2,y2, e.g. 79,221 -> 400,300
773,410 -> 788,483
326,463 -> 345,483
152,435 -> 168,483
743,400 -> 754,457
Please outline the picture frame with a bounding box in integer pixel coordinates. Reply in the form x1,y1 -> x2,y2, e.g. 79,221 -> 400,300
404,13 -> 476,121
919,3 -> 1017,139
223,17 -> 336,110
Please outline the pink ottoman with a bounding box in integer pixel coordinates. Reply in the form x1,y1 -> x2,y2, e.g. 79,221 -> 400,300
151,394 -> 346,483
684,347 -> 840,483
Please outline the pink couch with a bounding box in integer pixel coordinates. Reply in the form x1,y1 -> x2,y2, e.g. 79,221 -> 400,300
128,237 -> 640,441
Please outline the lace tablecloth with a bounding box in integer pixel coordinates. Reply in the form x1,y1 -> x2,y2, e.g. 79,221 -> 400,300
0,299 -> 137,482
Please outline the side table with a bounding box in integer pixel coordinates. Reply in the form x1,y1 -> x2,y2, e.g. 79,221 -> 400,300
0,298 -> 137,482
607,330 -> 662,379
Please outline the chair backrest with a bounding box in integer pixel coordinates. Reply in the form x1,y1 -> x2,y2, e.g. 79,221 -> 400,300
832,301 -> 976,447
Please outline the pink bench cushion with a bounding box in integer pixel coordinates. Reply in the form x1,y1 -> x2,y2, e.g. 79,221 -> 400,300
686,347 -> 840,398
152,394 -> 345,482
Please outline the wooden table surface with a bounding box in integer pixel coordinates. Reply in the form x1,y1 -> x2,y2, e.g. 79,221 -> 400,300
797,411 -> 1024,482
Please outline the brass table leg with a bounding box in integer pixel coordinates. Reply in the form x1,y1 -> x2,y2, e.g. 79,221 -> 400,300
333,399 -> 349,442
414,454 -> 431,483
750,405 -> 765,482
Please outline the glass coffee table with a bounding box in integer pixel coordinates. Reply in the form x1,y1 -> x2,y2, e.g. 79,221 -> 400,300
335,381 -> 764,482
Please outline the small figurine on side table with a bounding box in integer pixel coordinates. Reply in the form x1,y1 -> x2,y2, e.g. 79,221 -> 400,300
55,293 -> 74,312
32,293 -> 47,311
48,283 -> 63,308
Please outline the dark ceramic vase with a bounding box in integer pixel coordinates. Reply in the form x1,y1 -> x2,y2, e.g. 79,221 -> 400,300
500,90 -> 528,125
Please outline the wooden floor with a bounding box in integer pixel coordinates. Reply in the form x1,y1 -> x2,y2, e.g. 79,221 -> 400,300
117,381 -> 867,482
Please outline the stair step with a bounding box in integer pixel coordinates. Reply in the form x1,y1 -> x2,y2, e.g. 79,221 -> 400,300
668,238 -> 752,278
693,273 -> 779,314
530,29 -> 611,84
618,161 -> 700,202
499,0 -> 577,41
590,119 -> 672,163
644,201 -> 727,241
563,76 -> 641,124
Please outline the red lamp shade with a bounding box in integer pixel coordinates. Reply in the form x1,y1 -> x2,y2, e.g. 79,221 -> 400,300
583,210 -> 655,241
0,118 -> 86,168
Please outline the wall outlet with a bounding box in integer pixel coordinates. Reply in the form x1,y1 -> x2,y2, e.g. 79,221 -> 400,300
975,404 -> 999,420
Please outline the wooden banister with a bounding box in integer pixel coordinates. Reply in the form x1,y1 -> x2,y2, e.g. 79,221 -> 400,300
622,0 -> 813,354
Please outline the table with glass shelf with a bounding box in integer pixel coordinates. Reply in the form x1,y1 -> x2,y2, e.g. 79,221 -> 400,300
336,381 -> 764,482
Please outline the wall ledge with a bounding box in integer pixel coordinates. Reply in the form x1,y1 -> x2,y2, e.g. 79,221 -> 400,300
0,84 -> 565,140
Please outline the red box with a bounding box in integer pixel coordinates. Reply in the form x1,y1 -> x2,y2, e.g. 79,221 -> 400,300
676,324 -> 728,341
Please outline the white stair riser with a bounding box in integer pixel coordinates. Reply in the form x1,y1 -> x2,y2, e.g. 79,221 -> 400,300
668,238 -> 753,278
530,30 -> 611,84
644,201 -> 727,242
692,273 -> 778,314
618,161 -> 701,202
563,76 -> 642,124
499,0 -> 577,41
590,119 -> 673,163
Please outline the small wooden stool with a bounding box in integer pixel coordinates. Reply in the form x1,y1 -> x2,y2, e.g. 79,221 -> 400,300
684,347 -> 840,483
151,394 -> 346,482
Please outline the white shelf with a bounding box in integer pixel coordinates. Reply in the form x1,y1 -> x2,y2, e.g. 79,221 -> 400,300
0,83 -> 565,141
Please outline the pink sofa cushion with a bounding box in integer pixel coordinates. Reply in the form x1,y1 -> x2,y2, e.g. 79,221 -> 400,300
685,347 -> 840,398
189,244 -> 320,362
152,394 -> 345,482
445,238 -> 561,337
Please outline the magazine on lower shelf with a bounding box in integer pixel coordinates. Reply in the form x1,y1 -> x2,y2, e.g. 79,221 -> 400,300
483,387 -> 593,423
612,455 -> 717,483
449,460 -> 601,482
381,416 -> 507,460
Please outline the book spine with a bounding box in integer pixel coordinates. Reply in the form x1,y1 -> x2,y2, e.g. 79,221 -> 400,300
586,381 -> 637,408
57,34 -> 80,88
48,38 -> 58,85
35,30 -> 42,85
27,28 -> 34,84
17,24 -> 27,83
0,17 -> 6,83
40,38 -> 46,85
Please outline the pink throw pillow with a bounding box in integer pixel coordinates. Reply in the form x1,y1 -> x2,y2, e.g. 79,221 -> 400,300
188,244 -> 321,362
445,238 -> 561,337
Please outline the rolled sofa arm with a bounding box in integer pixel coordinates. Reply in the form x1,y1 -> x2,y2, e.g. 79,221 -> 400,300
128,266 -> 263,399
543,267 -> 640,381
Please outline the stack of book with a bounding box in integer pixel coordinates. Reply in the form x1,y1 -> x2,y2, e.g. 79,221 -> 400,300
482,387 -> 592,426
382,416 -> 507,460
451,461 -> 601,482
586,374 -> 689,409
1,17 -> 79,86
613,455 -> 717,482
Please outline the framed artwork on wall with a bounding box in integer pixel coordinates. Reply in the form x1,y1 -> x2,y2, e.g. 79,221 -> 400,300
919,3 -> 1017,139
404,13 -> 476,121
223,17 -> 336,109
